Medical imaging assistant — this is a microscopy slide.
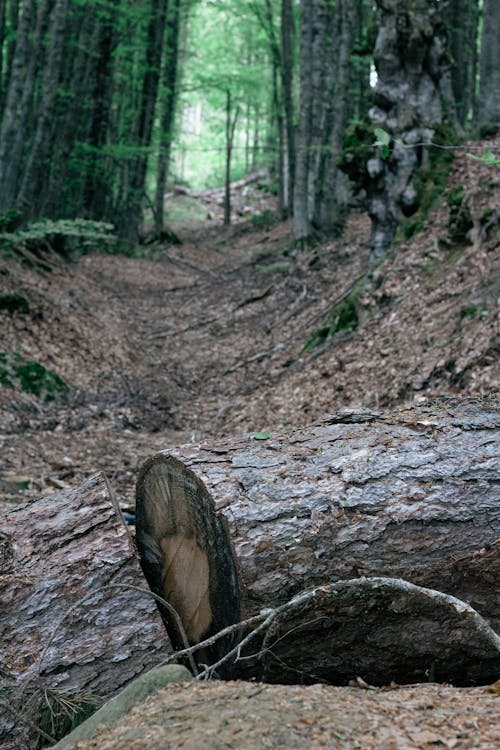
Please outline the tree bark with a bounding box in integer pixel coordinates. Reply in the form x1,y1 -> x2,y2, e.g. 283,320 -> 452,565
368,0 -> 448,262
154,0 -> 181,238
280,0 -> 295,215
293,0 -> 313,244
0,473 -> 172,750
223,89 -> 239,226
478,0 -> 500,125
136,399 -> 500,685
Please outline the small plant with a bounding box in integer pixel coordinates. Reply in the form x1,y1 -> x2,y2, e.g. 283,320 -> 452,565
24,686 -> 99,744
0,218 -> 116,265
0,352 -> 68,400
0,293 -> 30,314
250,210 -> 277,230
304,276 -> 367,350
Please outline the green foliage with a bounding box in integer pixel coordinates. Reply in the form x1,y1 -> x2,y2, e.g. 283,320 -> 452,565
460,305 -> 490,320
373,127 -> 390,160
172,0 -> 274,189
466,148 -> 500,165
304,277 -> 367,351
253,431 -> 271,440
0,218 -> 116,263
26,687 -> 99,743
0,209 -> 22,232
338,119 -> 378,193
0,352 -> 68,400
447,185 -> 473,243
250,210 -> 278,230
0,293 -> 30,314
255,260 -> 290,274
399,125 -> 456,240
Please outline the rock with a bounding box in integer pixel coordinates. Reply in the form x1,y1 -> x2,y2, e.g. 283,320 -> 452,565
51,665 -> 192,749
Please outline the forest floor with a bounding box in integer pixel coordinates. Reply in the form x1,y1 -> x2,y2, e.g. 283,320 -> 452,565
1,142 -> 499,748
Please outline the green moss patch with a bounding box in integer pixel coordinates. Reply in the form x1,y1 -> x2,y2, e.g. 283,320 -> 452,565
304,276 -> 366,350
399,124 -> 457,241
0,352 -> 68,400
0,293 -> 30,314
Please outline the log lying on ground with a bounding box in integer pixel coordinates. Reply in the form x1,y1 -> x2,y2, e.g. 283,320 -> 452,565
0,473 -> 172,750
136,399 -> 500,684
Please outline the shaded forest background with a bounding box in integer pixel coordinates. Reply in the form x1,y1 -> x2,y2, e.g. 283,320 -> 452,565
0,0 -> 499,248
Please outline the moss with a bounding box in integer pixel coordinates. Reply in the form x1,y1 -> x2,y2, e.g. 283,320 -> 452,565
460,305 -> 490,320
304,276 -> 366,350
398,124 -> 457,241
338,119 -> 377,194
447,184 -> 473,243
480,207 -> 494,225
0,352 -> 68,400
255,261 -> 290,274
250,210 -> 278,230
0,293 -> 30,314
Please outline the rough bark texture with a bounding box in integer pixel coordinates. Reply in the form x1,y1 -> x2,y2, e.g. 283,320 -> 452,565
478,0 -> 500,125
137,399 -> 500,684
368,0 -> 448,261
238,578 -> 500,686
0,473 -> 172,750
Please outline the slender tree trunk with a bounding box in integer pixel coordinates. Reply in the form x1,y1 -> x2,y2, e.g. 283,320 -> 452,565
15,0 -> 69,218
121,0 -> 167,240
317,0 -> 355,234
0,0 -> 34,212
224,89 -> 239,226
0,0 -> 6,104
155,0 -> 181,237
478,0 -> 500,125
293,0 -> 313,244
2,0 -> 50,212
280,0 -> 295,215
81,0 -> 119,221
252,105 -> 260,171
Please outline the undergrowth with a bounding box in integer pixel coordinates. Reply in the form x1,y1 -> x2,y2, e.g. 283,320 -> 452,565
0,352 -> 68,400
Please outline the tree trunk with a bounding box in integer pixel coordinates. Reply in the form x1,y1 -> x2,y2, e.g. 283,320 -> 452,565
478,0 -> 500,125
312,0 -> 354,235
0,473 -> 172,750
15,0 -> 69,218
368,0 -> 448,262
444,0 -> 479,128
280,0 -> 295,215
293,0 -> 313,244
223,90 -> 239,226
0,0 -> 34,212
136,399 -> 500,685
154,0 -> 181,238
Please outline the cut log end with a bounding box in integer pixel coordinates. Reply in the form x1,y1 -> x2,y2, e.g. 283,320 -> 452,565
136,454 -> 241,666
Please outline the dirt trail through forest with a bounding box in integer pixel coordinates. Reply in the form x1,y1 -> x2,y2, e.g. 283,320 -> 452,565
1,147 -> 499,513
0,147 -> 499,748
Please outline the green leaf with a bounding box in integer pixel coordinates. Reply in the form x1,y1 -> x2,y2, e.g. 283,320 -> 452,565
466,149 -> 500,164
373,127 -> 390,147
253,431 -> 271,440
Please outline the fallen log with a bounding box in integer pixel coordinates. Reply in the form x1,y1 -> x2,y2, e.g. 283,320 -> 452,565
136,399 -> 500,684
0,473 -> 172,750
